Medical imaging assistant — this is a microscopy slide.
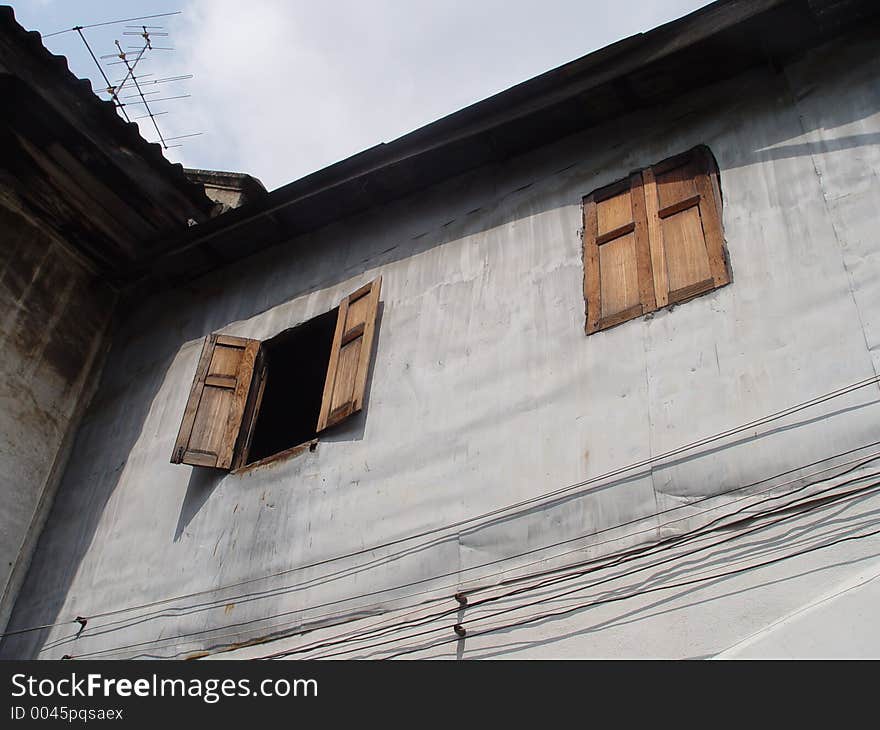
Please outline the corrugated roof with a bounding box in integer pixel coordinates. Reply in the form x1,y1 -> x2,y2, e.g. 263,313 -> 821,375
0,5 -> 212,211
6,0 -> 877,287
0,5 -> 219,278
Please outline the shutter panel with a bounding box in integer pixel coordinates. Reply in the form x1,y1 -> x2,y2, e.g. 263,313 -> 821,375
317,276 -> 382,432
583,172 -> 655,333
171,334 -> 260,469
643,146 -> 728,307
231,348 -> 268,470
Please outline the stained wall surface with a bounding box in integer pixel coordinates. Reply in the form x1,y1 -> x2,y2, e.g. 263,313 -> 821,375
0,207 -> 115,631
3,28 -> 880,659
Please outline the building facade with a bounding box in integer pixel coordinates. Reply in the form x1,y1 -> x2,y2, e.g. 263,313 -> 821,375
2,0 -> 880,659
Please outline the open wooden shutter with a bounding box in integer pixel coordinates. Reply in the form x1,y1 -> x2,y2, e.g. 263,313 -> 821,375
583,172 -> 655,333
317,276 -> 382,432
231,347 -> 268,470
171,334 -> 260,469
643,146 -> 728,307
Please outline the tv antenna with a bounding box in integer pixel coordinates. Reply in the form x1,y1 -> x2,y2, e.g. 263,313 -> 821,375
44,11 -> 202,150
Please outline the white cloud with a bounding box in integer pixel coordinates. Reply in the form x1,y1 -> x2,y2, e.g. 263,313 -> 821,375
144,0 -> 711,190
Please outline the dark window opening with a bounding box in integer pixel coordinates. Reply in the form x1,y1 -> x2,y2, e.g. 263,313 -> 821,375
245,308 -> 338,464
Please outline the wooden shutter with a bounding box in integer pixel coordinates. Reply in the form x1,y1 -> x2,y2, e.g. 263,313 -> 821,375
643,146 -> 728,307
171,334 -> 260,469
231,348 -> 268,470
583,172 -> 655,333
317,276 -> 382,432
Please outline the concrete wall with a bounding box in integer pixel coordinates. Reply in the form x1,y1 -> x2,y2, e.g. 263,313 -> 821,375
3,27 -> 880,659
0,207 -> 115,632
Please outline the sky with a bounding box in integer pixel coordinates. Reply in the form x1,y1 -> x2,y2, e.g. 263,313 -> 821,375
10,1 -> 713,191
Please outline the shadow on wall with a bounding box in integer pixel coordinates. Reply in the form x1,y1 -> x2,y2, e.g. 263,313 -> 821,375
2,36 -> 880,658
747,133 -> 880,165
174,468 -> 223,543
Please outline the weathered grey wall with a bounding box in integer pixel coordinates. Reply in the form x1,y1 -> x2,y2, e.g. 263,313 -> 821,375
0,207 -> 115,632
3,28 -> 880,659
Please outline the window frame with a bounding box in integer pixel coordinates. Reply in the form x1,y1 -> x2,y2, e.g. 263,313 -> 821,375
171,276 -> 382,471
582,145 -> 729,334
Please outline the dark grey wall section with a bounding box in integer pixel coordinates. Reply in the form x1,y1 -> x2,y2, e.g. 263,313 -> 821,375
0,207 -> 115,632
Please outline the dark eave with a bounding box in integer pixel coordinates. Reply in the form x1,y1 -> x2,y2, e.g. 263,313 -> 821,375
135,0 -> 880,287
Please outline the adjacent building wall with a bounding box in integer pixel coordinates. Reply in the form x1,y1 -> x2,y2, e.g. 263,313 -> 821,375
3,28 -> 880,658
0,207 -> 115,632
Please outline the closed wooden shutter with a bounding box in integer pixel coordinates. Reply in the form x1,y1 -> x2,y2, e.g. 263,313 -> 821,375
171,334 -> 260,469
643,146 -> 728,306
582,146 -> 728,334
583,172 -> 655,333
317,276 -> 382,432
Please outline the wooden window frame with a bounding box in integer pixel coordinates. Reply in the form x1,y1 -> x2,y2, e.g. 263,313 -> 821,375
171,276 -> 382,471
583,145 -> 729,334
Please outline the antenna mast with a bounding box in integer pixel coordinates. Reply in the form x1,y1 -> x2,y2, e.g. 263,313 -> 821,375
47,11 -> 203,150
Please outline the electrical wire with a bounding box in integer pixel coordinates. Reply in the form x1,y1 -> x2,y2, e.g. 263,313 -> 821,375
41,13 -> 183,39
56,447 -> 880,659
59,442 -> 880,656
5,374 -> 879,647
255,473 -> 880,658
11,394 -> 880,659
306,481 -> 880,660
386,520 -> 880,660
294,473 -> 880,658
60,466 -> 877,658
